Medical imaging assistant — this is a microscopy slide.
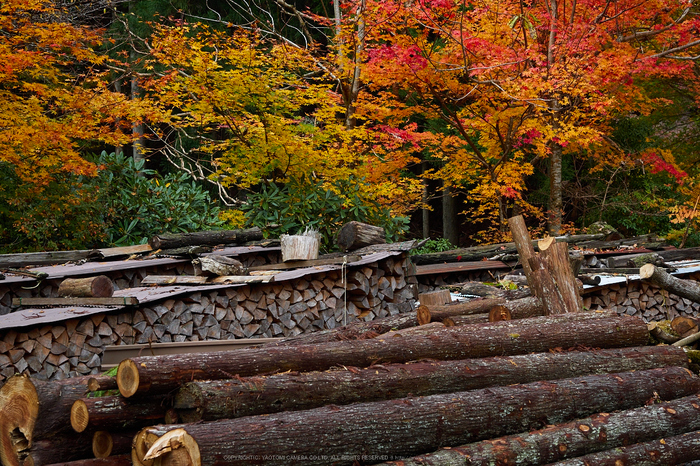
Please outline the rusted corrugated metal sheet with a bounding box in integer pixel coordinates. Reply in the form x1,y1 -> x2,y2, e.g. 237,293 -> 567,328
414,260 -> 510,276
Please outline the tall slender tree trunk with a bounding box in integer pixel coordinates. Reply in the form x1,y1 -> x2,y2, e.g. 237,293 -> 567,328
442,182 -> 459,246
548,100 -> 564,236
422,161 -> 430,239
130,67 -> 146,164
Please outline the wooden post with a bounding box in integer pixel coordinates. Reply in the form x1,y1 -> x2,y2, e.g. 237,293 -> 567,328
508,215 -> 537,284
538,237 -> 583,312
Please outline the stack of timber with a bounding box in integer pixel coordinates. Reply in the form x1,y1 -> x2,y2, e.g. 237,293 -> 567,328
0,253 -> 417,384
3,304 -> 700,465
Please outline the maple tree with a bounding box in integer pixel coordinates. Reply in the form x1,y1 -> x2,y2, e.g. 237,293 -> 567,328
356,0 -> 700,236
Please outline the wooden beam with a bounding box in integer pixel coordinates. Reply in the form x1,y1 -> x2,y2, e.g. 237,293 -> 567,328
12,297 -> 138,307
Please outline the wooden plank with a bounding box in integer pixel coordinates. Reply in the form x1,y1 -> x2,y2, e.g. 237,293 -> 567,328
13,297 -> 139,307
249,255 -> 362,271
96,244 -> 153,259
0,250 -> 98,268
141,276 -> 210,285
210,275 -> 273,284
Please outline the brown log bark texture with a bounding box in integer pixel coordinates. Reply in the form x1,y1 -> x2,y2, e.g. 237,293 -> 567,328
117,314 -> 650,398
148,228 -> 263,250
71,395 -> 167,433
337,221 -> 386,251
529,255 -> 568,314
539,239 -> 584,313
552,429 -> 700,466
640,263 -> 700,303
172,345 -> 690,423
57,276 -> 114,298
135,367 -> 700,466
44,455 -> 132,466
508,215 -> 537,285
423,297 -> 507,323
379,393 -> 700,465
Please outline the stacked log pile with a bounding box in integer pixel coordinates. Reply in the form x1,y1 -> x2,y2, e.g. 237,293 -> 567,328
2,308 -> 700,465
0,255 -> 417,384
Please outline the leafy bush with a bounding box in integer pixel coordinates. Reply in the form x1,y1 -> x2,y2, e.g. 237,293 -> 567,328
410,237 -> 457,255
242,175 -> 409,252
95,151 -> 224,245
0,152 -> 223,252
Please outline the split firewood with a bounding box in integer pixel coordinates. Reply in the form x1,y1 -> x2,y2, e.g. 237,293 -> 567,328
552,429 -> 700,465
336,221 -> 386,252
134,367 -> 700,466
640,263 -> 700,302
172,346 -> 690,423
377,392 -> 700,466
116,314 -> 649,398
70,395 -> 168,433
58,275 -> 114,298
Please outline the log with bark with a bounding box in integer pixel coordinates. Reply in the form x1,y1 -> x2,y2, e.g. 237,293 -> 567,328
116,314 -> 650,398
44,455 -> 133,466
377,392 -> 700,466
92,430 -> 134,459
538,237 -> 584,313
148,228 -> 264,250
508,215 -> 538,285
0,375 -> 95,466
172,346 -> 690,423
133,367 -> 700,466
529,254 -> 568,314
58,276 -> 114,298
640,263 -> 700,303
70,395 -> 168,433
15,432 -> 95,466
418,289 -> 452,307
552,429 -> 700,466
336,221 -> 386,251
422,296 -> 544,324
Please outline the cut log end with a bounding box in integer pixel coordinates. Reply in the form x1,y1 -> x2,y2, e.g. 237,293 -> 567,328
639,263 -> 656,280
58,275 -> 114,298
143,428 -> 201,466
92,431 -> 113,458
117,359 -> 140,398
132,427 -> 160,466
418,289 -> 452,307
70,399 -> 89,433
0,376 -> 39,466
416,305 -> 431,326
488,305 -> 512,322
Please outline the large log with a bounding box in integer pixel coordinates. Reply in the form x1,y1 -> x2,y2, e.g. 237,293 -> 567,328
44,455 -> 132,466
529,254 -> 568,315
58,276 -> 114,298
148,227 -> 264,250
552,429 -> 700,465
640,263 -> 700,302
377,392 -> 700,466
424,296 -> 544,323
70,395 -> 167,433
0,375 -> 94,466
16,432 -> 95,466
116,314 -> 650,398
337,221 -> 386,251
508,215 -> 538,286
135,367 -> 700,466
172,346 -> 690,423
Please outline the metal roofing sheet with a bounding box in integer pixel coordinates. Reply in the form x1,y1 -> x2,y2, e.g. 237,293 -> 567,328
415,260 -> 511,276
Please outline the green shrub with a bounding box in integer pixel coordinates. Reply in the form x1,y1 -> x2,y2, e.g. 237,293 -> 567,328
410,237 -> 457,255
242,175 -> 409,252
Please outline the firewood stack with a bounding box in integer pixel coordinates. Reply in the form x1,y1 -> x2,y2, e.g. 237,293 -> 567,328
2,303 -> 700,465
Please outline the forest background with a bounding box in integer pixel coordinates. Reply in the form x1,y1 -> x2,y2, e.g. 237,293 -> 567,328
2,0 -> 700,253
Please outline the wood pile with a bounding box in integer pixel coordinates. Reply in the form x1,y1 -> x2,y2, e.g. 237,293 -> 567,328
1,306 -> 699,465
0,254 -> 417,384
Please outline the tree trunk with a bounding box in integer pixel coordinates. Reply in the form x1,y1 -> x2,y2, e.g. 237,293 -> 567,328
548,133 -> 564,236
134,367 -> 700,466
552,429 -> 700,466
93,431 -> 135,459
442,183 -> 459,246
508,215 -> 537,284
640,263 -> 700,302
337,221 -> 386,251
172,346 -> 690,423
538,237 -> 584,313
70,395 -> 167,433
529,254 -> 568,314
148,228 -> 264,250
116,314 -> 650,398
378,392 -> 700,466
422,162 -> 430,239
58,276 -> 114,298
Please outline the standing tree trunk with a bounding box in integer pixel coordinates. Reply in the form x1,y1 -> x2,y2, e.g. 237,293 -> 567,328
442,182 -> 459,246
116,314 -> 650,398
135,367 -> 700,466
